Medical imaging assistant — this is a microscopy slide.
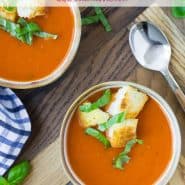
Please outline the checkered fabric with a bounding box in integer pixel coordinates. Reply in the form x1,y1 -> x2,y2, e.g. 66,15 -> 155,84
0,87 -> 31,175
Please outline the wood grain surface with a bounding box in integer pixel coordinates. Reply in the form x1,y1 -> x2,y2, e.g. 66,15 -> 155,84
17,6 -> 185,185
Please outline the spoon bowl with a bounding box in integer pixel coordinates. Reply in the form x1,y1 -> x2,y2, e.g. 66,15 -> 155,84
129,21 -> 185,111
129,22 -> 171,72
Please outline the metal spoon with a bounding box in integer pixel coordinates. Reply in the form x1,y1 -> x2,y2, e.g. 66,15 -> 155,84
129,21 -> 185,111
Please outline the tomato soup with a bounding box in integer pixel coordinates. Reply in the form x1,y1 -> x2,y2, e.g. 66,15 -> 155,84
0,7 -> 74,81
66,93 -> 172,185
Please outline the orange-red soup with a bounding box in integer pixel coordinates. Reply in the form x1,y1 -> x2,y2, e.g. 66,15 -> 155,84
67,92 -> 172,185
0,7 -> 74,81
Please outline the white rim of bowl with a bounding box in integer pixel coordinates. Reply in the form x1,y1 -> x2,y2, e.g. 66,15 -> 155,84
60,81 -> 181,185
0,4 -> 81,89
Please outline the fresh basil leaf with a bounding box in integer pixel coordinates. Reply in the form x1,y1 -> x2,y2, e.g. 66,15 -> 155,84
80,89 -> 111,112
3,7 -> 16,12
94,7 -> 112,32
123,139 -> 143,154
0,17 -> 20,37
17,18 -> 27,26
18,22 -> 41,36
135,139 -> 143,145
82,15 -> 100,25
0,17 -> 29,44
24,32 -> 33,45
113,155 -> 130,170
18,18 -> 57,40
113,139 -> 143,170
0,17 -> 58,45
17,18 -> 40,45
82,8 -> 111,32
17,18 -> 37,44
172,7 -> 185,18
34,32 -> 58,39
0,177 -> 9,185
85,128 -> 111,148
7,161 -> 31,185
98,112 -> 126,132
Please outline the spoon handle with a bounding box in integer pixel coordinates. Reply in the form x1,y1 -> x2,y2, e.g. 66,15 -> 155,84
162,69 -> 185,112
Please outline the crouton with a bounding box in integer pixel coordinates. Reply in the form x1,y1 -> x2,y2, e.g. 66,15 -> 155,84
17,7 -> 45,19
0,7 -> 17,21
17,0 -> 45,19
78,104 -> 110,128
106,86 -> 148,118
106,119 -> 138,148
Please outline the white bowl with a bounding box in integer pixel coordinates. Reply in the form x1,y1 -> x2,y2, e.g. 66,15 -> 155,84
0,5 -> 81,89
60,81 -> 181,185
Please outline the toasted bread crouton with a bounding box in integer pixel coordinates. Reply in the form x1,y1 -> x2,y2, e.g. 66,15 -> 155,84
106,86 -> 148,118
106,119 -> 138,148
17,7 -> 45,19
17,0 -> 45,19
105,86 -> 129,116
0,7 -> 17,21
78,105 -> 110,128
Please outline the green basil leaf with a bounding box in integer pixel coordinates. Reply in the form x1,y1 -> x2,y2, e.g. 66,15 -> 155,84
18,18 -> 57,39
82,15 -> 100,25
17,18 -> 40,45
34,32 -> 58,39
113,139 -> 143,170
17,18 -> 39,44
172,7 -> 185,18
113,155 -> 130,170
0,177 -> 9,185
0,17 -> 58,45
3,7 -> 16,12
123,139 -> 143,154
15,18 -> 29,43
7,161 -> 31,185
98,112 -> 126,132
94,7 -> 112,32
0,17 -> 29,44
18,22 -> 41,36
0,17 -> 20,37
80,89 -> 111,112
24,32 -> 33,45
17,18 -> 27,26
85,128 -> 111,148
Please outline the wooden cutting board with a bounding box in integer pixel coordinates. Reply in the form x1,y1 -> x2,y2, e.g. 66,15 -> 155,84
24,6 -> 185,185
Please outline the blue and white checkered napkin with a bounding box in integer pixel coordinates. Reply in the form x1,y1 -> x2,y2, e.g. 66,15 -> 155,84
0,87 -> 31,175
